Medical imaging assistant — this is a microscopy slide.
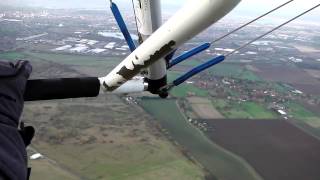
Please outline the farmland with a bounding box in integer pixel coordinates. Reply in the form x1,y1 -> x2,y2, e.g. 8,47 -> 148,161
207,63 -> 262,81
285,101 -> 320,128
24,52 -> 119,67
0,51 -> 26,60
254,63 -> 320,95
0,51 -> 122,77
23,97 -> 205,180
204,119 -> 320,180
32,141 -> 203,180
168,72 -> 209,97
3,47 -> 319,180
30,158 -> 79,180
1,6 -> 320,180
188,97 -> 224,119
16,50 -> 206,180
212,99 -> 277,119
140,98 -> 262,180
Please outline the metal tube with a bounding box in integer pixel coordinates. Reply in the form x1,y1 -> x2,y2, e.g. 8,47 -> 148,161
132,0 -> 167,94
100,0 -> 241,91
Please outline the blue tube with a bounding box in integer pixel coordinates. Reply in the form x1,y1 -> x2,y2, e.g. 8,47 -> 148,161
111,2 -> 136,52
168,42 -> 211,69
165,50 -> 177,62
173,55 -> 225,86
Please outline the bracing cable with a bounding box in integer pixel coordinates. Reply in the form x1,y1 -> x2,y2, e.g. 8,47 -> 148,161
211,0 -> 295,44
225,3 -> 320,57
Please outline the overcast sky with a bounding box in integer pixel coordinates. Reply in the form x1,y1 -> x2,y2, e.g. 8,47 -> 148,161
163,0 -> 320,23
2,0 -> 320,23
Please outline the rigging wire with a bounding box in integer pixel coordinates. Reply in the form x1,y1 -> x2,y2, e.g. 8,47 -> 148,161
224,3 -> 320,57
211,0 -> 294,44
166,0 -> 295,67
131,0 -> 140,38
164,3 -> 320,92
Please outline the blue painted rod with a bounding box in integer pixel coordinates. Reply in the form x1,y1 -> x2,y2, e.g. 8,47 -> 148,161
168,42 -> 211,69
165,50 -> 177,61
111,2 -> 136,52
173,55 -> 225,86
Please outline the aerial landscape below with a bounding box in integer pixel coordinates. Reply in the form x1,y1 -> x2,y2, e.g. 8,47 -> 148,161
0,1 -> 320,180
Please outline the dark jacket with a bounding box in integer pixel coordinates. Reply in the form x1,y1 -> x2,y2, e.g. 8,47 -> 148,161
0,61 -> 32,180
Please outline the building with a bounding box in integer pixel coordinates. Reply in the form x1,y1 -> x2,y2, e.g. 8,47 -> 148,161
30,153 -> 44,160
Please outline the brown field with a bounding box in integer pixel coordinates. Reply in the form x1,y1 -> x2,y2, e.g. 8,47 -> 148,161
255,64 -> 318,84
188,97 -> 224,119
204,119 -> 320,180
305,69 -> 320,79
293,45 -> 320,53
254,64 -> 320,95
291,83 -> 320,95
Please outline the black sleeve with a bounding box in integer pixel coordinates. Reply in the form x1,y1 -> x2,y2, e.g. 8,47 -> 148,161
0,61 -> 32,180
0,123 -> 28,180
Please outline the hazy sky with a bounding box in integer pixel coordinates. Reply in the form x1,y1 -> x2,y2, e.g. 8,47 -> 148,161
161,0 -> 320,23
2,0 -> 320,23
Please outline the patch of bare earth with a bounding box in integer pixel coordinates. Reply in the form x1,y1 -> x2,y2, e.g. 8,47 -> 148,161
188,97 -> 224,119
205,119 -> 320,180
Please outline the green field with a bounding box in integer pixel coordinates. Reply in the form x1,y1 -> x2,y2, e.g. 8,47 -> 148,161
286,102 -> 320,128
179,59 -> 201,67
213,99 -> 277,119
24,52 -> 120,67
0,51 -> 120,70
273,83 -> 290,94
33,141 -> 203,180
0,51 -> 26,60
0,51 -> 122,76
140,98 -> 262,180
286,102 -> 315,118
24,96 -> 205,180
240,70 -> 261,81
168,72 -> 208,98
242,102 -> 277,119
207,63 -> 261,81
30,159 -> 79,180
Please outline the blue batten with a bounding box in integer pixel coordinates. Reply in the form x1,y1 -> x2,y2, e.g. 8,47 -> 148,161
168,42 -> 211,69
165,50 -> 177,62
111,2 -> 136,52
173,55 -> 225,86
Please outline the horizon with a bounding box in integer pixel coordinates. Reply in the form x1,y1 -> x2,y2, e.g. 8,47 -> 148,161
1,0 -> 320,24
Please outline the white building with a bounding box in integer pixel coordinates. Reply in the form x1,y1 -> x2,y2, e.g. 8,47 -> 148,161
292,90 -> 303,94
289,57 -> 303,63
89,48 -> 106,54
30,153 -> 44,160
277,110 -> 287,116
246,51 -> 258,55
87,40 -> 99,45
105,42 -> 116,49
70,44 -> 88,53
54,45 -> 72,51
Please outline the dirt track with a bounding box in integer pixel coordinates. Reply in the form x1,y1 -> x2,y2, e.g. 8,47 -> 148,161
188,97 -> 224,119
205,119 -> 320,180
